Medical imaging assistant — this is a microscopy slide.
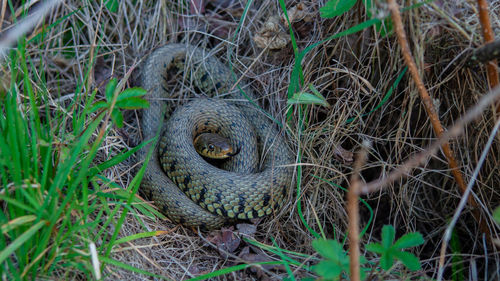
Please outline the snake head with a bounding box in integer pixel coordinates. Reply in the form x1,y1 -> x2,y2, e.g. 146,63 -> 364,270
193,133 -> 237,159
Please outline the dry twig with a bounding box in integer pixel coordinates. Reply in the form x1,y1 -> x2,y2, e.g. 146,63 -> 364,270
475,0 -> 499,116
360,85 -> 500,194
347,141 -> 370,281
387,0 -> 491,241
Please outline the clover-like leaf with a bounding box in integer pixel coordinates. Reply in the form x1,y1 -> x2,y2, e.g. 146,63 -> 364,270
311,239 -> 361,280
366,225 -> 423,272
312,259 -> 343,279
312,239 -> 345,262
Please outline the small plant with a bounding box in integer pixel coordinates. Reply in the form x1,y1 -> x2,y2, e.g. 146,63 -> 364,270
366,225 -> 424,271
89,78 -> 149,128
312,239 -> 368,281
310,225 -> 424,280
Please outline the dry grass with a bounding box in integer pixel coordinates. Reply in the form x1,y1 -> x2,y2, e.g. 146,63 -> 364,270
5,0 -> 499,279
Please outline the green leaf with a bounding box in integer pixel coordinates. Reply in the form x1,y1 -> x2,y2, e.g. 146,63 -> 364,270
393,232 -> 424,249
115,97 -> 150,109
393,251 -> 421,271
88,101 -> 108,113
381,225 -> 395,249
104,0 -> 119,13
0,221 -> 46,264
105,78 -> 118,102
493,206 -> 500,224
1,215 -> 37,234
111,109 -> 124,128
366,242 -> 385,254
312,260 -> 342,279
380,249 -> 394,270
320,0 -> 357,19
114,231 -> 170,246
288,86 -> 330,107
312,239 -> 344,261
116,87 -> 147,101
368,226 -> 424,272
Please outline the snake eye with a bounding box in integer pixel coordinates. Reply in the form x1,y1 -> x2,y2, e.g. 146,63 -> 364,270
208,144 -> 215,151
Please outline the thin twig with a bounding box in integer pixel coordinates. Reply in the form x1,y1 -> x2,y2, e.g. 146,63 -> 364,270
475,0 -> 500,116
360,85 -> 500,194
348,141 -> 370,281
387,0 -> 491,241
437,116 -> 500,281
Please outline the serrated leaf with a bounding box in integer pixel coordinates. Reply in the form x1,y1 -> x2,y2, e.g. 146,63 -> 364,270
393,232 -> 424,249
116,87 -> 147,101
115,97 -> 150,109
88,101 -> 109,113
380,249 -> 394,270
312,260 -> 343,279
312,239 -> 344,261
320,0 -> 357,19
393,251 -> 421,271
366,242 -> 385,254
288,91 -> 330,107
105,78 -> 118,102
111,109 -> 124,128
381,225 -> 395,249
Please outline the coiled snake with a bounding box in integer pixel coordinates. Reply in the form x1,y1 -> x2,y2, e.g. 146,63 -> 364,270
138,44 -> 294,229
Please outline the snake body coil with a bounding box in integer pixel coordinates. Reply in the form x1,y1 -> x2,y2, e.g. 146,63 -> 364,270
139,44 -> 294,229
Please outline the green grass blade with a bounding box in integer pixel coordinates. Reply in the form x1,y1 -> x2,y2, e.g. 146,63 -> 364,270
0,221 -> 45,264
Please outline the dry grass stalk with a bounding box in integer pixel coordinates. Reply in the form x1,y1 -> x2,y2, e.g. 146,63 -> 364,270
387,0 -> 491,243
360,84 -> 500,194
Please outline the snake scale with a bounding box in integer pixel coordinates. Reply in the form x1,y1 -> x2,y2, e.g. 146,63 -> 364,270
138,44 -> 294,229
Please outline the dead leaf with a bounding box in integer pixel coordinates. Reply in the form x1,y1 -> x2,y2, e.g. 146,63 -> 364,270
207,227 -> 241,257
253,16 -> 289,50
334,145 -> 354,164
236,223 -> 257,237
